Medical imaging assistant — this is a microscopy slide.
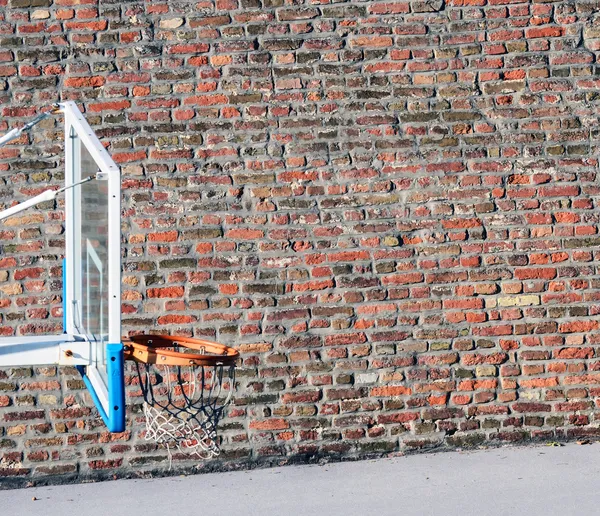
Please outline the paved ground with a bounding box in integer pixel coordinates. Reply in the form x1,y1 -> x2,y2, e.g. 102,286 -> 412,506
4,443 -> 600,516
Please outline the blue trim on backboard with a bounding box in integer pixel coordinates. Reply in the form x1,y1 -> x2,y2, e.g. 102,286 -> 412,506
62,257 -> 66,333
77,343 -> 125,433
106,342 -> 126,433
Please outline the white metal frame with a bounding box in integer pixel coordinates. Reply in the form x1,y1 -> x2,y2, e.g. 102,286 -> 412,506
0,335 -> 90,366
0,102 -> 121,377
63,101 -> 121,413
64,101 -> 121,347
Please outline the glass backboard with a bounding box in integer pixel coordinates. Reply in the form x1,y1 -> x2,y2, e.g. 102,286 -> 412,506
63,101 -> 124,432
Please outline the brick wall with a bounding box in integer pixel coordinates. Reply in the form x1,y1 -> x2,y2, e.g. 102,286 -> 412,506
2,0 -> 600,487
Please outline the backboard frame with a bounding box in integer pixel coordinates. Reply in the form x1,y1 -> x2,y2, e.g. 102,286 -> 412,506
0,102 -> 125,432
62,101 -> 124,432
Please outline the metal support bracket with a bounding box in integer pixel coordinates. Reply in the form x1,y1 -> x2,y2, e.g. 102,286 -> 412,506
0,334 -> 90,367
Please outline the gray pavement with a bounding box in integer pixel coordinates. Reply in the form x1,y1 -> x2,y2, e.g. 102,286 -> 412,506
4,443 -> 600,516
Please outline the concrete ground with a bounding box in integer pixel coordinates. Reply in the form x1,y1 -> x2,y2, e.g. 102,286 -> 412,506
4,443 -> 600,516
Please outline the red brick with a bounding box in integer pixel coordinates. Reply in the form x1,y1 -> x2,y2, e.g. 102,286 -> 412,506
559,321 -> 599,334
64,76 -> 105,88
225,228 -> 264,239
370,386 -> 411,397
525,26 -> 564,39
87,100 -> 131,112
382,273 -> 423,285
249,419 -> 289,431
147,286 -> 185,298
514,268 -> 557,280
351,36 -> 393,48
157,314 -> 197,324
111,151 -> 147,164
148,231 -> 178,242
168,43 -> 209,54
64,21 -> 108,31
512,403 -> 551,413
0,65 -> 17,77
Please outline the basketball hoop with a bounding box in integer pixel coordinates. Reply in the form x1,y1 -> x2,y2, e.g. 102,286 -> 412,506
124,335 -> 239,467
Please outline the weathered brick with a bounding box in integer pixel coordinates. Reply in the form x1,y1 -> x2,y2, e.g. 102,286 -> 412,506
0,0 -> 600,485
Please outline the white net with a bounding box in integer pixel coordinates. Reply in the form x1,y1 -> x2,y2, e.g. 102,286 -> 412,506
142,403 -> 219,460
136,362 -> 236,468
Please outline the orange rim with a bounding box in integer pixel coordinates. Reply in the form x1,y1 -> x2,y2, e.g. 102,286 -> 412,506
124,335 -> 239,367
